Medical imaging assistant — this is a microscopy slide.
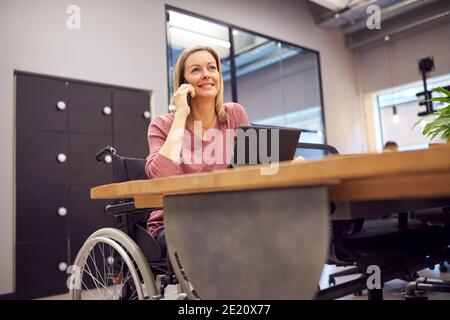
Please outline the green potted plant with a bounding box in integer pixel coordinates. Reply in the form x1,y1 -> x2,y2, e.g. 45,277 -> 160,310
413,87 -> 450,143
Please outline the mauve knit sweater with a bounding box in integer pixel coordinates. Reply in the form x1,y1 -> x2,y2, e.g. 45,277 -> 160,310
145,102 -> 250,237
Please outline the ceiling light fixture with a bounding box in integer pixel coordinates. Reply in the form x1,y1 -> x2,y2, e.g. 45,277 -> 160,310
392,105 -> 400,123
168,25 -> 231,48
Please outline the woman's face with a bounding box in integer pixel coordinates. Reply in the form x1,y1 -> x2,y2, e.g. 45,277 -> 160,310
183,50 -> 220,99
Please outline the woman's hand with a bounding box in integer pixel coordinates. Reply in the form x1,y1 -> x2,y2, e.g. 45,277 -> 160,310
291,156 -> 305,164
170,84 -> 196,117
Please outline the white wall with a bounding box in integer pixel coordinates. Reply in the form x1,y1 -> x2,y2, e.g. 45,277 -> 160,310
355,22 -> 450,151
379,101 -> 433,147
0,0 -> 362,295
357,23 -> 450,94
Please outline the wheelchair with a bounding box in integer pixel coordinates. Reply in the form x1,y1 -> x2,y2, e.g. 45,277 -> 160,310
69,146 -> 196,300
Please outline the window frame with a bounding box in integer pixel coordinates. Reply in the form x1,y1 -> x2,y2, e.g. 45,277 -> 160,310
165,5 -> 326,142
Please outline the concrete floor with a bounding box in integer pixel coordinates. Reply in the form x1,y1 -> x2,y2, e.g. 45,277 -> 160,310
40,263 -> 450,300
320,263 -> 450,300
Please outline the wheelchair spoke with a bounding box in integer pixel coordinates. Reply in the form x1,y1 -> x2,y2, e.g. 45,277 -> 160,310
85,263 -> 117,299
84,259 -> 111,292
100,242 -> 121,299
84,241 -> 140,300
129,288 -> 138,300
88,245 -> 107,287
83,246 -> 103,297
101,243 -> 115,299
98,243 -> 113,285
83,259 -> 108,298
71,232 -> 150,300
113,254 -> 125,299
121,271 -> 138,300
99,243 -> 108,292
81,280 -> 97,299
83,244 -> 121,299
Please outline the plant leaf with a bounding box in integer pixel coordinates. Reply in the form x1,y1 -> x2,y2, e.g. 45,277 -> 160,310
433,87 -> 450,97
429,125 -> 449,141
438,108 -> 450,117
425,97 -> 450,104
422,118 -> 450,137
427,118 -> 450,128
413,113 -> 438,129
423,122 -> 435,135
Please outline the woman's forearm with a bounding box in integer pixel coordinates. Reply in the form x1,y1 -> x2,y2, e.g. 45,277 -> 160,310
158,112 -> 188,163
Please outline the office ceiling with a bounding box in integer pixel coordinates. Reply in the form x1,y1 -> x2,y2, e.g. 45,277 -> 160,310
308,0 -> 450,50
309,0 -> 368,11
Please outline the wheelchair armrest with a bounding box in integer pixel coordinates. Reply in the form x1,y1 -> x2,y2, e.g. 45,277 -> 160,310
105,201 -> 163,215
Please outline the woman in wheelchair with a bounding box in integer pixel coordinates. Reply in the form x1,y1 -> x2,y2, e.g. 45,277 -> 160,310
71,46 -> 250,300
145,45 -> 250,252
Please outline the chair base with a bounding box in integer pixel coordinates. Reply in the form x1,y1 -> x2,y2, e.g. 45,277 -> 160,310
404,277 -> 450,300
317,248 -> 450,300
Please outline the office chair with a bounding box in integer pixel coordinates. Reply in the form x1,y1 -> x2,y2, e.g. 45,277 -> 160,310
401,206 -> 450,300
295,142 -> 450,300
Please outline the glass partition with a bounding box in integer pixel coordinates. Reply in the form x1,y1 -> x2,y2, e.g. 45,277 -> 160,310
166,8 -> 325,143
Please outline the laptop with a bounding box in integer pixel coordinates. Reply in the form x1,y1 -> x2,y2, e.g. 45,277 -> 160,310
230,125 -> 302,167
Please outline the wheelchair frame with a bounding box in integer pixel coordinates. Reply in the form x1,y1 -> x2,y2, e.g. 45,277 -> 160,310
69,146 -> 195,300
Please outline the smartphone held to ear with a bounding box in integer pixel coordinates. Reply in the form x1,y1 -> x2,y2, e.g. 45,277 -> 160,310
187,93 -> 192,107
184,80 -> 192,106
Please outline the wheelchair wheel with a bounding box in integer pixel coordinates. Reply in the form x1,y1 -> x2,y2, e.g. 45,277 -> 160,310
70,228 -> 157,300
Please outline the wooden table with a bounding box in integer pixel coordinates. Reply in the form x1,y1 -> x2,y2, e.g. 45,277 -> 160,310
91,144 -> 450,299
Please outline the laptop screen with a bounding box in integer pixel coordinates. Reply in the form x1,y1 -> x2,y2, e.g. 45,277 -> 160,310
230,125 -> 301,167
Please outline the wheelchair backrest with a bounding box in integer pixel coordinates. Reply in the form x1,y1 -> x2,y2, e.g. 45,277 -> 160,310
111,154 -> 148,183
96,145 -> 148,183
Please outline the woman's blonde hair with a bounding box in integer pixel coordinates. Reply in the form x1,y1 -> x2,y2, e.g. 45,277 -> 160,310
172,45 -> 228,122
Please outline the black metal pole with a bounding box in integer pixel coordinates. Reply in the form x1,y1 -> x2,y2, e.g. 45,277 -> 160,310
421,69 -> 432,114
228,28 -> 238,103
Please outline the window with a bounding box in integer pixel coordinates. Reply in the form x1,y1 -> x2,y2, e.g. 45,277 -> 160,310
166,10 -> 232,103
166,7 -> 325,143
374,73 -> 450,151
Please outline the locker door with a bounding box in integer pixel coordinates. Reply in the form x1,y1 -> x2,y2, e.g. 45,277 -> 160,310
112,88 -> 150,158
16,240 -> 69,299
113,135 -> 149,159
112,88 -> 150,136
16,186 -> 69,243
69,82 -> 112,135
16,130 -> 69,186
69,133 -> 113,184
16,74 -> 68,132
68,185 -> 114,239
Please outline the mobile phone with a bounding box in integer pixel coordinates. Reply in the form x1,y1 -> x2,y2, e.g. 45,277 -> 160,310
184,80 -> 192,106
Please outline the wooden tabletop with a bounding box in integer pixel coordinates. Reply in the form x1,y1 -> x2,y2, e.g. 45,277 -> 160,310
91,144 -> 450,208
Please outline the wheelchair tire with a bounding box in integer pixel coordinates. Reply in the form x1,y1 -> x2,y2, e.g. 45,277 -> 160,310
70,236 -> 145,300
69,228 -> 157,300
84,228 -> 157,298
